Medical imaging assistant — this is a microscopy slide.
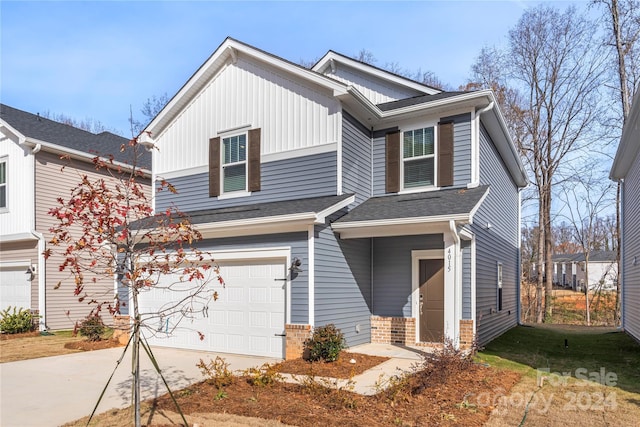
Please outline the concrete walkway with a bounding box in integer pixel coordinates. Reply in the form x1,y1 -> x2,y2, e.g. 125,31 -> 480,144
0,343 -> 430,426
0,346 -> 279,427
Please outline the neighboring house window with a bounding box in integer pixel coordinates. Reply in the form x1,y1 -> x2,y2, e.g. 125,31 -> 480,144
209,128 -> 261,197
0,158 -> 6,209
403,127 -> 435,189
385,121 -> 454,193
497,262 -> 503,312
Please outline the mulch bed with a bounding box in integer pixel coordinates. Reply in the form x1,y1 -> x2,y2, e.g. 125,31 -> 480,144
150,353 -> 521,427
0,331 -> 41,340
273,352 -> 390,378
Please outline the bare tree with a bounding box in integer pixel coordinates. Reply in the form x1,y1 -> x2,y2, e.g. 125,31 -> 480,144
507,5 -> 607,322
558,166 -> 616,325
129,93 -> 170,135
593,0 -> 640,325
39,110 -> 113,134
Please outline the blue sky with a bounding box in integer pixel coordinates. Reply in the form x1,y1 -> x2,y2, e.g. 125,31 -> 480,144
2,0 -> 590,136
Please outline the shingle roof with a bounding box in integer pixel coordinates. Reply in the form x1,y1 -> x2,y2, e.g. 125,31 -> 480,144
0,103 -> 151,169
133,194 -> 355,229
377,92 -> 469,112
553,251 -> 617,263
334,186 -> 489,224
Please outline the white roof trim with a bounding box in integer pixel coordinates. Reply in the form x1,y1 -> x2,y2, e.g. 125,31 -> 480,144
19,138 -> 151,177
313,51 -> 440,96
611,93 -> 640,179
145,38 -> 348,137
332,213 -> 471,231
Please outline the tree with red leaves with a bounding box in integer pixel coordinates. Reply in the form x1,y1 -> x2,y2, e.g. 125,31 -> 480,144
46,136 -> 223,426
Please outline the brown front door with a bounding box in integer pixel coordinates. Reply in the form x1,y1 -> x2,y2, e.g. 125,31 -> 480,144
419,259 -> 445,343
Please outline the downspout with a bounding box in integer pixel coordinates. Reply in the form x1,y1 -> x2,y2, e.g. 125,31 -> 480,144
517,187 -> 522,325
30,143 -> 46,330
620,179 -> 625,331
449,220 -> 461,347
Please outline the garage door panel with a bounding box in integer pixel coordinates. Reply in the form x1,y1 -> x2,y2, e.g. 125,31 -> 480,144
140,258 -> 286,358
1,266 -> 32,312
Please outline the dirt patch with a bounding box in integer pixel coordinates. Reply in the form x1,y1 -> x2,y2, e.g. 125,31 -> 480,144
274,352 -> 389,378
64,338 -> 123,351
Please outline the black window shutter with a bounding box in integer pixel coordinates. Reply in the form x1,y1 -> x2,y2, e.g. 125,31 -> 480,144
438,121 -> 454,187
209,137 -> 220,197
386,130 -> 401,193
248,128 -> 261,192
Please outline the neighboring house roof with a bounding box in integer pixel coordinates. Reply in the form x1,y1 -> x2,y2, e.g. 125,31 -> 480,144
135,194 -> 355,239
553,251 -> 617,263
0,103 -> 151,171
610,92 -> 640,180
332,186 -> 489,238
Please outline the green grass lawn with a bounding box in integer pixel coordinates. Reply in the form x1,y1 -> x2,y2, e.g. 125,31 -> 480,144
477,325 -> 640,394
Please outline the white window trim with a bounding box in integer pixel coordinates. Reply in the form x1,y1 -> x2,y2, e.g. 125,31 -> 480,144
0,156 -> 7,213
400,124 -> 438,192
220,131 -> 248,196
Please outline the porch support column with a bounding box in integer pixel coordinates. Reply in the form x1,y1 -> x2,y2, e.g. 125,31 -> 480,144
444,221 -> 461,348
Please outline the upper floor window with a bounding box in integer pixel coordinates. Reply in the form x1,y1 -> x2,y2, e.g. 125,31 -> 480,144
385,121 -> 453,193
222,134 -> 247,193
0,158 -> 6,209
209,128 -> 261,198
403,127 -> 435,189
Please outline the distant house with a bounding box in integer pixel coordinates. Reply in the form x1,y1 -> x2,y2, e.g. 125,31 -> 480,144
610,92 -> 640,343
0,104 -> 151,330
552,252 -> 618,292
131,38 -> 528,360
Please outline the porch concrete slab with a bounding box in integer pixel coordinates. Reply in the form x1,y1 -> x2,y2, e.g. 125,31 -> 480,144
0,346 -> 278,427
346,343 -> 430,360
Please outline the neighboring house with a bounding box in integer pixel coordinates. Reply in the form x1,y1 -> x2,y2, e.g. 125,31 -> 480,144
0,104 -> 151,330
137,38 -> 528,359
610,92 -> 640,343
552,252 -> 618,291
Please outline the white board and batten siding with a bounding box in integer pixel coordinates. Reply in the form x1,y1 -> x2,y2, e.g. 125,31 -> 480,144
323,67 -> 424,105
140,258 -> 287,358
623,148 -> 640,342
155,57 -> 342,177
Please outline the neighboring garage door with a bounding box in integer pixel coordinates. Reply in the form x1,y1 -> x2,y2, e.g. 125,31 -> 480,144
140,258 -> 286,358
0,264 -> 31,312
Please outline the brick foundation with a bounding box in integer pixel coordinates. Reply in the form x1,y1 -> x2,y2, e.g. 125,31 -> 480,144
285,324 -> 311,360
459,319 -> 475,350
112,315 -> 131,345
370,316 -> 416,346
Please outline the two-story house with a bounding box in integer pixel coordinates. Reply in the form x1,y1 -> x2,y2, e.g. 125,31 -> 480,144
610,92 -> 640,343
137,38 -> 527,359
0,104 -> 151,330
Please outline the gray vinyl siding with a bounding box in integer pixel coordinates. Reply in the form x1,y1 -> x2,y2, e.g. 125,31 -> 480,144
461,239 -> 472,319
471,124 -> 519,345
156,151 -> 337,212
165,232 -> 309,323
342,112 -> 372,205
442,113 -> 472,187
372,234 -> 444,317
314,212 -> 372,346
372,114 -> 472,196
623,150 -> 640,342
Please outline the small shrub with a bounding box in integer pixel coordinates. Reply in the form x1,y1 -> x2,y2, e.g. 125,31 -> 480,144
197,356 -> 235,389
77,315 -> 105,341
304,323 -> 346,362
243,362 -> 282,387
0,306 -> 38,334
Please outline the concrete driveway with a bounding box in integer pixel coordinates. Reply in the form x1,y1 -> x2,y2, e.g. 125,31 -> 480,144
0,346 -> 278,427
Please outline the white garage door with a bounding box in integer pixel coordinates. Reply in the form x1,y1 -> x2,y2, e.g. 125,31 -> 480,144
139,258 -> 286,358
0,265 -> 32,313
